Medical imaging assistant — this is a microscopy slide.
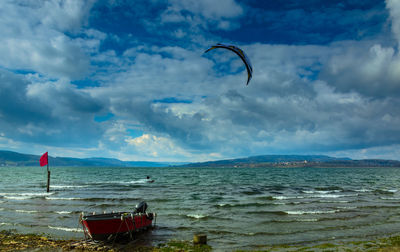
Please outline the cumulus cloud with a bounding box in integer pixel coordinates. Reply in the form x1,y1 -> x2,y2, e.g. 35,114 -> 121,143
387,0 -> 400,45
157,0 -> 244,36
0,69 -> 105,147
0,1 -> 96,79
162,0 -> 243,30
86,39 -> 400,159
320,42 -> 400,97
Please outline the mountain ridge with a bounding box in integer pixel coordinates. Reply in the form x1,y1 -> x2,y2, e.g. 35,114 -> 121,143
1,150 -> 399,168
0,150 -> 179,167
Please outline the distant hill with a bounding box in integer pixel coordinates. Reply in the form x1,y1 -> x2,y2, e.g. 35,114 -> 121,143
181,155 -> 400,168
1,150 -> 399,168
0,150 -> 179,167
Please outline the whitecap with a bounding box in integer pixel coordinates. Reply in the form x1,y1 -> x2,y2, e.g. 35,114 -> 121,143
303,190 -> 341,194
3,192 -> 54,200
4,196 -> 31,200
187,214 -> 207,219
296,218 -> 318,222
52,185 -> 87,189
355,189 -> 372,192
48,226 -> 83,232
19,192 -> 54,196
273,196 -> 304,200
380,197 -> 400,200
309,194 -> 358,199
16,209 -> 39,213
46,197 -> 81,200
286,210 -> 338,215
319,200 -> 350,203
56,211 -> 72,214
336,206 -> 357,209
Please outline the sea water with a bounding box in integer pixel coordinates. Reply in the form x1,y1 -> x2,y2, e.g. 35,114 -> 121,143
1,166 -> 400,250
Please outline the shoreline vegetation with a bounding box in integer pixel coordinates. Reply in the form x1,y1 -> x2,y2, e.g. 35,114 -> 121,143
2,230 -> 400,251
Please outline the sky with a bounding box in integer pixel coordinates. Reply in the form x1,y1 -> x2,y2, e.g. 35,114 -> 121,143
0,0 -> 400,162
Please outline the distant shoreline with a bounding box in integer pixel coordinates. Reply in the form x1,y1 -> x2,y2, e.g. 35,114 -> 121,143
2,149 -> 400,168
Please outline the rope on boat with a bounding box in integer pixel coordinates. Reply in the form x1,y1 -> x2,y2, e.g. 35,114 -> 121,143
112,216 -> 125,245
123,213 -> 133,240
79,212 -> 91,240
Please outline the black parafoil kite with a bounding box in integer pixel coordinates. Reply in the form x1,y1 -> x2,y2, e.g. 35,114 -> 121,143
204,43 -> 253,85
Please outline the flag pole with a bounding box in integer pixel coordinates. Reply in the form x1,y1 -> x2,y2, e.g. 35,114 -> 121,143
46,160 -> 50,193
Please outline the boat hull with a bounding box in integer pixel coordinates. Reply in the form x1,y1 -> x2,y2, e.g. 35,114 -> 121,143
82,212 -> 153,240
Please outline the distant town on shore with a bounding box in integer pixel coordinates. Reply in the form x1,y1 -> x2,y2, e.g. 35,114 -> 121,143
1,150 -> 399,168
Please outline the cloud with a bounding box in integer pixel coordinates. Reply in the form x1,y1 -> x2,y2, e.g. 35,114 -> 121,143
0,1 -> 97,79
161,0 -> 243,30
1,0 -> 400,162
84,40 -> 400,159
320,42 -> 400,98
162,0 -> 243,31
0,69 -> 105,147
387,0 -> 400,45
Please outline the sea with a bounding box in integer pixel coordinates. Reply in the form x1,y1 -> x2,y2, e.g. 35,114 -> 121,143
1,166 -> 400,250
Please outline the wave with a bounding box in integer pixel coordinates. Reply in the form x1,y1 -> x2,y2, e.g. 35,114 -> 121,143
302,190 -> 342,194
2,192 -> 55,200
318,200 -> 350,203
186,214 -> 208,219
88,179 -> 148,186
354,189 -> 372,192
311,194 -> 357,198
48,225 -> 83,233
314,186 -> 343,191
261,218 -> 319,225
380,197 -> 400,200
216,202 -> 276,208
45,197 -> 82,200
4,196 -> 32,200
374,189 -> 397,195
286,210 -> 339,215
55,211 -> 72,214
51,185 -> 88,189
272,195 -> 305,200
15,209 -> 39,213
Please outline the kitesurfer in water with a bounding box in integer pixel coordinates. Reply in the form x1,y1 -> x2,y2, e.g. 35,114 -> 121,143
146,176 -> 154,183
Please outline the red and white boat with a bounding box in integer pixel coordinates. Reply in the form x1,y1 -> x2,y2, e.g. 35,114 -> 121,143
80,201 -> 155,241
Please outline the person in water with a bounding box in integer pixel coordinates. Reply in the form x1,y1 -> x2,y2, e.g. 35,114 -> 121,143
146,176 -> 154,183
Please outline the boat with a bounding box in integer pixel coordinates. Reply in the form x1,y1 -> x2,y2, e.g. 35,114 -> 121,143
80,201 -> 155,241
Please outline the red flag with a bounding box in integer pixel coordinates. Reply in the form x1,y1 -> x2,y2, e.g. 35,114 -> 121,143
40,152 -> 48,167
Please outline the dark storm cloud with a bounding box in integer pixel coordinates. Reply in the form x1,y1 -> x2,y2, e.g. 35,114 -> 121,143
0,69 -> 105,147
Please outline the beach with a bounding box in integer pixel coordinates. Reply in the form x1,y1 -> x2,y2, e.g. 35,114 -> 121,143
0,229 -> 213,252
2,229 -> 400,251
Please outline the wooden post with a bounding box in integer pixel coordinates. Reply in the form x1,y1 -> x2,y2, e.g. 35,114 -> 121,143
46,164 -> 50,192
193,233 -> 207,245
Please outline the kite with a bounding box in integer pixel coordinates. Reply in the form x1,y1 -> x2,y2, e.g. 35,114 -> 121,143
204,43 -> 253,85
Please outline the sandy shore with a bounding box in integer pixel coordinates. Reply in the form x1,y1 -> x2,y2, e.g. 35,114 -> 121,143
2,229 -> 400,251
0,229 -> 211,252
